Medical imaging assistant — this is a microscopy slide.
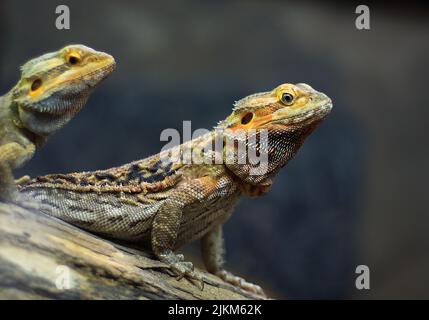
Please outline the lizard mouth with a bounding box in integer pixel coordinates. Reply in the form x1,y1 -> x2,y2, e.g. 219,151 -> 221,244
270,101 -> 333,127
66,58 -> 116,89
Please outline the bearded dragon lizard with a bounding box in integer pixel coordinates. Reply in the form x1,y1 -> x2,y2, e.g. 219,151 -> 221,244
0,45 -> 115,204
20,83 -> 332,296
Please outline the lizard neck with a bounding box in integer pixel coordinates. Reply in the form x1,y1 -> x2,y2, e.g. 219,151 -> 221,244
0,92 -> 48,147
12,85 -> 93,137
221,121 -> 321,189
175,123 -> 317,169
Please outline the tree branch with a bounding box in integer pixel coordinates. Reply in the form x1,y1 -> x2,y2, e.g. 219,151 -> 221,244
0,203 -> 263,300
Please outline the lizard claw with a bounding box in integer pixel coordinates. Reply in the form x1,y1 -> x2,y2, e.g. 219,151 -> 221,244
158,251 -> 205,290
170,261 -> 204,290
176,253 -> 185,261
216,270 -> 266,297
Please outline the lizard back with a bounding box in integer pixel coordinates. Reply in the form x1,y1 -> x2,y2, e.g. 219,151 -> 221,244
20,154 -> 183,240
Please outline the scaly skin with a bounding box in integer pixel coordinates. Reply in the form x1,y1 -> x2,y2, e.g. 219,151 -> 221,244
20,83 -> 332,296
0,45 -> 115,203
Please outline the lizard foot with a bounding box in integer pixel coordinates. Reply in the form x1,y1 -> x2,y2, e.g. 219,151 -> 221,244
159,251 -> 204,290
216,270 -> 266,297
171,261 -> 204,289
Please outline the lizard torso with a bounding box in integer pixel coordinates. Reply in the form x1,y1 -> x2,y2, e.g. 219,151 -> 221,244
20,82 -> 333,295
21,134 -> 241,248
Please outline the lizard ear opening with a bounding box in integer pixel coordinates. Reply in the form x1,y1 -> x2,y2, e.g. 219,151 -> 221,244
240,112 -> 253,125
66,52 -> 82,66
31,79 -> 42,91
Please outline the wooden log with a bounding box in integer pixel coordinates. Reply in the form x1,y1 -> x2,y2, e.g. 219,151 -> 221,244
0,203 -> 263,300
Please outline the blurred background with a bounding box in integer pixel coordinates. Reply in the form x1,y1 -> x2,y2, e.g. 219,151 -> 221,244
0,1 -> 428,299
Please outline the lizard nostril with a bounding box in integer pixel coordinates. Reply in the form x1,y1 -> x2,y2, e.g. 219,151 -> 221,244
241,112 -> 253,125
68,56 -> 79,65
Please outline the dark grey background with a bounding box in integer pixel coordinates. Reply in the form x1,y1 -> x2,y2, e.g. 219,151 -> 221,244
0,1 -> 427,299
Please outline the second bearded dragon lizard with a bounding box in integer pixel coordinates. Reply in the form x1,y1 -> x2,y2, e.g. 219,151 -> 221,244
0,45 -> 115,204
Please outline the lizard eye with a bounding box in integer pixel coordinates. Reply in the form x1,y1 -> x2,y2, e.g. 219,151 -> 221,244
241,112 -> 253,125
66,53 -> 81,66
280,92 -> 294,105
31,79 -> 42,91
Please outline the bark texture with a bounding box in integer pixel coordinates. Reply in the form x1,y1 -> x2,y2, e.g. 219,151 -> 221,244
0,203 -> 263,300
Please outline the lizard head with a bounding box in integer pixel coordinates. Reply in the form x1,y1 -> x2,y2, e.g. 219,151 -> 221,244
218,83 -> 333,186
11,44 -> 116,136
219,83 -> 332,132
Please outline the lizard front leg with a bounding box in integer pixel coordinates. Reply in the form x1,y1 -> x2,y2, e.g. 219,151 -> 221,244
151,176 -> 217,289
0,142 -> 35,202
201,224 -> 266,297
